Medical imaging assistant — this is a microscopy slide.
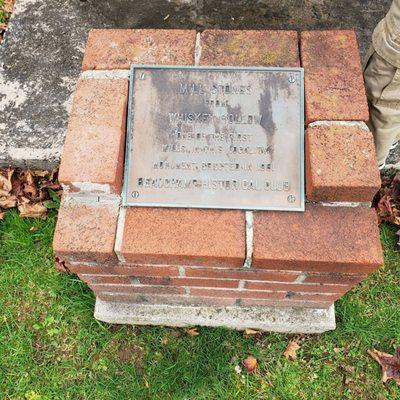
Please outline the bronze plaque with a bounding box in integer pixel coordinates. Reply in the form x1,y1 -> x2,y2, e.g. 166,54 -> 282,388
123,66 -> 304,211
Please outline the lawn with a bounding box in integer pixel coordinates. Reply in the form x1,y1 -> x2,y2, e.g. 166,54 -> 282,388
0,209 -> 399,399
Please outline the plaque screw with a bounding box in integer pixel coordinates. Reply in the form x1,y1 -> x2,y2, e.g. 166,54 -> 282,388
287,195 -> 296,203
131,191 -> 140,198
139,73 -> 146,80
288,76 -> 296,83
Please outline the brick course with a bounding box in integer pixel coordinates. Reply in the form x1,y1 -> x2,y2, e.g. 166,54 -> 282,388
53,201 -> 119,263
58,79 -> 128,194
82,29 -> 197,70
301,31 -> 369,123
306,124 -> 381,202
200,30 -> 300,67
253,204 -> 383,273
119,208 -> 245,267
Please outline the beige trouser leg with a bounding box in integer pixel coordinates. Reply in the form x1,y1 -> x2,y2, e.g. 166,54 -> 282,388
363,47 -> 400,165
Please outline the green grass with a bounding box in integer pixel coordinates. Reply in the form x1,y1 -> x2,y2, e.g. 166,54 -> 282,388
0,209 -> 399,399
0,0 -> 6,24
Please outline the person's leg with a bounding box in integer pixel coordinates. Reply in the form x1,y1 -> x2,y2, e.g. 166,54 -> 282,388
363,50 -> 400,166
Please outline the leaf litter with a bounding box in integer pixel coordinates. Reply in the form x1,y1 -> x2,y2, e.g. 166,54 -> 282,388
374,171 -> 400,246
0,168 -> 61,219
368,348 -> 400,385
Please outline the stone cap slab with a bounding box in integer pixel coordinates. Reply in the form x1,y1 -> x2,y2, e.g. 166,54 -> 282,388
253,204 -> 383,273
118,208 -> 245,267
200,30 -> 300,67
82,29 -> 197,70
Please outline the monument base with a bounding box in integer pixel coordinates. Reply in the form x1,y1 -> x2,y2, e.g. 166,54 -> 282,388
94,298 -> 336,334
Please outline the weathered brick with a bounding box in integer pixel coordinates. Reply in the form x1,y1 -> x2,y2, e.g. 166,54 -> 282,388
79,274 -> 131,284
253,204 -> 383,273
90,284 -> 185,295
53,201 -> 119,263
304,272 -> 366,285
200,30 -> 300,66
300,30 -> 369,123
185,267 -> 299,282
66,264 -> 117,275
58,79 -> 128,194
96,292 -> 237,307
245,281 -> 351,294
82,29 -> 196,70
114,264 -> 180,277
137,277 -> 240,289
306,124 -> 381,202
120,208 -> 245,267
189,288 -> 287,300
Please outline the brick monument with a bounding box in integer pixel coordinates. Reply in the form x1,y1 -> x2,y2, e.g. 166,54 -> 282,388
53,29 -> 383,333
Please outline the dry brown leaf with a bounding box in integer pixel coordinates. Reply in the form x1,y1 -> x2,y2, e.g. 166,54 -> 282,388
0,210 -> 4,220
244,328 -> 263,337
4,0 -> 15,14
242,355 -> 257,372
284,340 -> 301,360
184,328 -> 199,337
18,202 -> 47,219
33,170 -> 50,178
0,168 -> 13,193
368,348 -> 400,384
0,195 -> 17,209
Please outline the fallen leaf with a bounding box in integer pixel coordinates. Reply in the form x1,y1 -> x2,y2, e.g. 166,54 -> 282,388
334,347 -> 341,353
184,328 -> 199,336
234,365 -> 242,374
242,355 -> 257,372
0,195 -> 17,209
0,210 -> 4,220
284,340 -> 301,360
368,348 -> 400,384
244,328 -> 263,337
0,168 -> 13,193
161,337 -> 169,345
18,202 -> 47,218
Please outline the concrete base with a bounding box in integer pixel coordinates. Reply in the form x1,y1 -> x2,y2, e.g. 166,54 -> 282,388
94,298 -> 336,333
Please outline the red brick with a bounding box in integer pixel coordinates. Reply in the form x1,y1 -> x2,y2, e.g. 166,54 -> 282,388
189,288 -> 286,300
58,79 -> 128,194
300,31 -> 369,123
66,264 -> 117,275
53,201 -> 119,263
96,292 -> 237,307
200,30 -> 300,67
114,265 -> 180,277
90,284 -> 185,295
185,267 -> 299,282
137,277 -> 240,289
82,29 -> 196,70
120,208 -> 245,267
304,272 -> 365,285
306,124 -> 381,202
253,204 -> 383,273
79,275 -> 131,284
245,281 -> 351,294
